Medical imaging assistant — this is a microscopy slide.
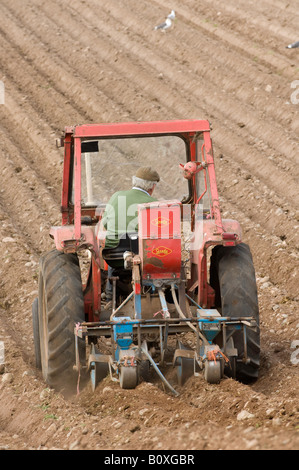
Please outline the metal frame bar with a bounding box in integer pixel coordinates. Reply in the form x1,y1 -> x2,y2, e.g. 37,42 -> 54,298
72,119 -> 210,139
74,137 -> 82,240
75,313 -> 256,394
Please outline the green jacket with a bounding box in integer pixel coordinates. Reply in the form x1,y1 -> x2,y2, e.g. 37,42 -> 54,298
102,188 -> 157,248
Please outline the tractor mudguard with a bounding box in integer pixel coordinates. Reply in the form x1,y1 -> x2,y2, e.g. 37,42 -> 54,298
49,225 -> 97,253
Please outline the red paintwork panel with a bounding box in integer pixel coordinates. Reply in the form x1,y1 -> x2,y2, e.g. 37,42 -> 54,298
138,200 -> 182,280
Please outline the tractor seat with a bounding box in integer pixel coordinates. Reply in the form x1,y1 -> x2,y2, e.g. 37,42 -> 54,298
102,232 -> 138,268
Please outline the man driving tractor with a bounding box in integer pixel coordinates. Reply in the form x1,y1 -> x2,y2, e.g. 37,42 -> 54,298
101,166 -> 160,300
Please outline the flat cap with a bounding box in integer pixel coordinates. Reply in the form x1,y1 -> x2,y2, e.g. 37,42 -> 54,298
135,166 -> 160,182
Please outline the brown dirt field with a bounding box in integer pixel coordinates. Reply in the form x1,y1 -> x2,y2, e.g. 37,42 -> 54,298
0,0 -> 298,451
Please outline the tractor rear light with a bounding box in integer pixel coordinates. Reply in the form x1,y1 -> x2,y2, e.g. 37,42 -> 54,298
222,232 -> 237,240
222,232 -> 237,246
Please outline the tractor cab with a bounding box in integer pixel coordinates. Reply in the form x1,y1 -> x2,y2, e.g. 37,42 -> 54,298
57,120 -> 215,228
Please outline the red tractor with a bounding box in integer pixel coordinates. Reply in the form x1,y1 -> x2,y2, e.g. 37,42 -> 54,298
32,120 -> 260,394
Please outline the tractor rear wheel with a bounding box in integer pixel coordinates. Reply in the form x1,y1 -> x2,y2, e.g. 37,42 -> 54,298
210,243 -> 260,382
38,250 -> 85,391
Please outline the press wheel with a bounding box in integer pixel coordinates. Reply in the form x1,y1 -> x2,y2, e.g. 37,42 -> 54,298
204,360 -> 222,384
119,366 -> 138,389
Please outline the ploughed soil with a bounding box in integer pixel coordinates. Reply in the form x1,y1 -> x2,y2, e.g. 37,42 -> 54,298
0,0 -> 298,451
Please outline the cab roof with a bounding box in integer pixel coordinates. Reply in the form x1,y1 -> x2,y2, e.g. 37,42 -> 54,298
65,119 -> 211,139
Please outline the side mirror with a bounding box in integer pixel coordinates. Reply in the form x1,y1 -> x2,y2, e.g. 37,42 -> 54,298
179,161 -> 204,179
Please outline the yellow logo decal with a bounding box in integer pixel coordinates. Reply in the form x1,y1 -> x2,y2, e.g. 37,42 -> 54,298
152,246 -> 173,257
151,217 -> 171,227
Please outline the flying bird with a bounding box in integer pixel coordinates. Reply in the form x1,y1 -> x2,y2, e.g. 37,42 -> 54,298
286,41 -> 299,49
154,10 -> 175,31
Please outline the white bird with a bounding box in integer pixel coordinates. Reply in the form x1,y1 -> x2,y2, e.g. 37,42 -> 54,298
154,17 -> 172,31
286,41 -> 299,49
